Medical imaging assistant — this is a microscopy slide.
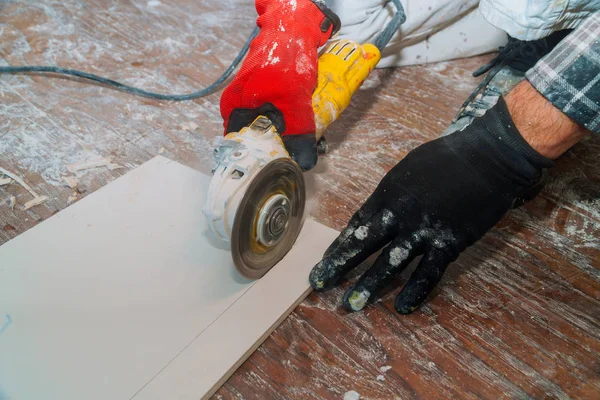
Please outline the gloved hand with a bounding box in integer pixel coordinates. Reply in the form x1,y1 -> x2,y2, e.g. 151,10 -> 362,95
220,0 -> 340,171
309,97 -> 554,314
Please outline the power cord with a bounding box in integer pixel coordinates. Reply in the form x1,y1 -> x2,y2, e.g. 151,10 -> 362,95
0,27 -> 259,101
373,0 -> 406,51
0,1 -> 405,101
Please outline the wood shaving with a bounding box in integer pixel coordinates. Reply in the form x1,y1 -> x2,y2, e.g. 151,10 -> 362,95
0,177 -> 12,186
63,176 -> 79,189
0,167 -> 40,198
67,158 -> 112,173
21,196 -> 48,211
107,163 -> 124,170
67,193 -> 78,204
181,121 -> 199,131
9,196 -> 16,210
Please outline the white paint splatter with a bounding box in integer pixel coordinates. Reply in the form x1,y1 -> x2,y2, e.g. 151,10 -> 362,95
381,209 -> 394,225
263,42 -> 280,67
431,62 -> 448,73
335,248 -> 360,266
348,289 -> 370,311
389,246 -> 410,267
282,0 -> 297,11
354,226 -> 368,240
147,0 -> 161,7
296,53 -> 312,75
432,229 -> 454,248
315,101 -> 338,134
379,365 -> 392,373
360,73 -> 382,90
344,390 -> 360,400
376,374 -> 385,381
340,227 -> 354,240
146,36 -> 195,56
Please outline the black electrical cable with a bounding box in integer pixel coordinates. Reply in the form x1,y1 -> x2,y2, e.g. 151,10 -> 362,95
0,26 -> 259,101
0,1 -> 405,101
373,0 -> 406,51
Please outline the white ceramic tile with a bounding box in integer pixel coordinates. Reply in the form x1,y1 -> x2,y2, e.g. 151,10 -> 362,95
0,156 -> 338,400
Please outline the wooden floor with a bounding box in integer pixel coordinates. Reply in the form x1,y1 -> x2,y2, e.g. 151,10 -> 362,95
1,1 -> 599,399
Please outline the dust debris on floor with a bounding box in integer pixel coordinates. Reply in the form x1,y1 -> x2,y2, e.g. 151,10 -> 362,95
63,176 -> 79,189
0,167 -> 49,211
344,390 -> 361,400
67,193 -> 78,204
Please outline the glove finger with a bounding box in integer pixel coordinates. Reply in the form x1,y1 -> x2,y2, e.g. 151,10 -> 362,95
282,134 -> 318,172
309,209 -> 397,292
394,249 -> 450,314
323,194 -> 382,258
342,235 -> 423,312
225,103 -> 286,135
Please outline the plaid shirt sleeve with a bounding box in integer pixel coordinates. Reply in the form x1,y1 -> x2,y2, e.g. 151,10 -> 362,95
526,12 -> 600,134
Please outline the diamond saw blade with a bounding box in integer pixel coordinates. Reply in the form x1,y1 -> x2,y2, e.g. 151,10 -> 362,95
231,158 -> 306,279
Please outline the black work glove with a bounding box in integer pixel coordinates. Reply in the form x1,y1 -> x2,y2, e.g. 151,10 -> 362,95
309,97 -> 554,314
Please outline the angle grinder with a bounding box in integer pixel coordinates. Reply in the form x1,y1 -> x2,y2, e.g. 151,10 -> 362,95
203,2 -> 406,279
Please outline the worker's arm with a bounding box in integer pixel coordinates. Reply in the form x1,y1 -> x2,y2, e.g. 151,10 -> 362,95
220,0 -> 340,171
309,83 -> 590,314
309,13 -> 600,313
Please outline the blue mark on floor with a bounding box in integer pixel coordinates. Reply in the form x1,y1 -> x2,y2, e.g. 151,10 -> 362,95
0,315 -> 12,336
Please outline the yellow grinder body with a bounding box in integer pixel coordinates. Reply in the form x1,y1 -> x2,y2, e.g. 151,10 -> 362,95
313,40 -> 381,139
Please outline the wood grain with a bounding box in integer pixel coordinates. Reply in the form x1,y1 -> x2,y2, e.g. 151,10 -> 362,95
1,1 -> 598,399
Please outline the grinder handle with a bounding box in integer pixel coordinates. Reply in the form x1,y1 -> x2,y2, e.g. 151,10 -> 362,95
312,40 -> 382,140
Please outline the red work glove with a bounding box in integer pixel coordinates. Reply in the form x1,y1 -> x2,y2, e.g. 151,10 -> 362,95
220,0 -> 340,171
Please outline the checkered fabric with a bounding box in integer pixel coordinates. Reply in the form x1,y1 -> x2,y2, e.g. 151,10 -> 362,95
526,12 -> 600,133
